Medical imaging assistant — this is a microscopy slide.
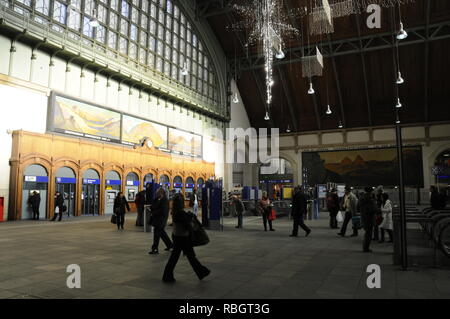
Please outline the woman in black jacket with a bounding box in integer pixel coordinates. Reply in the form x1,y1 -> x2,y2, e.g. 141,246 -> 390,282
162,193 -> 210,283
51,192 -> 64,222
114,192 -> 130,230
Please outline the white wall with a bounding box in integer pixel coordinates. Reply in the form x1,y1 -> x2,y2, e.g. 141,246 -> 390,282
0,84 -> 48,221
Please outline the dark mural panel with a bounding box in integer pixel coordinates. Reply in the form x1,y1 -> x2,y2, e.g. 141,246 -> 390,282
302,146 -> 424,187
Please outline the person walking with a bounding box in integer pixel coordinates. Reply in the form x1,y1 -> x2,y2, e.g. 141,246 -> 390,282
113,192 -> 130,230
338,186 -> 359,237
149,188 -> 173,254
232,195 -> 245,229
290,186 -> 311,237
162,193 -> 210,283
51,191 -> 64,221
379,193 -> 393,243
29,191 -> 41,220
373,186 -> 384,241
257,192 -> 274,231
189,189 -> 199,217
135,189 -> 146,226
326,188 -> 340,229
360,187 -> 380,252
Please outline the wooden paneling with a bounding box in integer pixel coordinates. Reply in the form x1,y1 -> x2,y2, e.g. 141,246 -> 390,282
8,130 -> 215,220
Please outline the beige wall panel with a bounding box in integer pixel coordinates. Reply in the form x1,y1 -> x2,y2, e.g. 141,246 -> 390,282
31,53 -> 50,87
347,130 -> 370,143
373,128 -> 395,141
402,126 -> 425,139
298,134 -> 319,146
322,132 -> 344,144
430,124 -> 450,138
10,42 -> 31,81
0,35 -> 10,75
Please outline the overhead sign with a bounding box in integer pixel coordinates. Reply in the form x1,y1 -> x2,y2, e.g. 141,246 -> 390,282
174,183 -> 183,188
106,179 -> 121,185
56,177 -> 76,184
126,180 -> 140,186
24,176 -> 48,183
83,179 -> 100,185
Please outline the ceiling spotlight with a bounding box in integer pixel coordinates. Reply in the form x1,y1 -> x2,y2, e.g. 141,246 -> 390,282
264,112 -> 270,121
396,118 -> 401,124
286,124 -> 291,133
275,44 -> 285,60
396,72 -> 405,84
308,82 -> 315,95
397,22 -> 408,40
181,62 -> 188,76
338,121 -> 343,129
326,104 -> 332,115
232,92 -> 239,104
395,98 -> 402,108
89,9 -> 99,28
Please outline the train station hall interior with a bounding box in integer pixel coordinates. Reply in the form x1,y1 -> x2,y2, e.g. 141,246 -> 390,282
0,0 -> 449,300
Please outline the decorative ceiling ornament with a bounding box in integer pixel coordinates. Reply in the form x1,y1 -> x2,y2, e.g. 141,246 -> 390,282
309,0 -> 334,36
301,47 -> 324,78
230,0 -> 300,107
352,0 -> 415,13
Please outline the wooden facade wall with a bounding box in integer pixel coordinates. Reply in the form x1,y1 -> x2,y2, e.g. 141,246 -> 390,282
9,130 -> 215,220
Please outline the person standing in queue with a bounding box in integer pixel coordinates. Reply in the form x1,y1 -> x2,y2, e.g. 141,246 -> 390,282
232,195 -> 245,229
257,192 -> 274,231
29,191 -> 41,220
338,186 -> 359,237
51,191 -> 64,222
135,189 -> 146,226
162,193 -> 210,283
189,189 -> 199,217
360,186 -> 380,252
114,192 -> 130,230
149,188 -> 173,254
290,186 -> 311,237
326,188 -> 340,229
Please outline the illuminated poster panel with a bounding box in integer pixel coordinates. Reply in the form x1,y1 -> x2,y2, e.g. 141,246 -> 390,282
168,128 -> 202,157
49,94 -> 121,143
122,115 -> 168,148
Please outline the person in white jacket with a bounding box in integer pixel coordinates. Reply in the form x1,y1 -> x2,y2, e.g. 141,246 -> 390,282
379,193 -> 393,243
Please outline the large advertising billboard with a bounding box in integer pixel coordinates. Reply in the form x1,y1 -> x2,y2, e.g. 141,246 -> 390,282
122,115 -> 168,148
49,94 -> 121,143
168,128 -> 202,157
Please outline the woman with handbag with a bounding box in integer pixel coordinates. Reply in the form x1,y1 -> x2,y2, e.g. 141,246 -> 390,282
379,193 -> 393,243
162,193 -> 210,283
114,192 -> 130,230
258,192 -> 274,231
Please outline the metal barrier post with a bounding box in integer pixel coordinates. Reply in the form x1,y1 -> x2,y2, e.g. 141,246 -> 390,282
143,205 -> 152,233
396,124 -> 408,270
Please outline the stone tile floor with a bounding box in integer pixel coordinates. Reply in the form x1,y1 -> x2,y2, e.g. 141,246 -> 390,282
0,214 -> 449,299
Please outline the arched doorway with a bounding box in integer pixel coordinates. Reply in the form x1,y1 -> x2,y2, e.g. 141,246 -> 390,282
55,166 -> 77,217
125,172 -> 140,202
22,164 -> 48,220
105,170 -> 121,215
144,173 -> 154,187
185,176 -> 195,198
259,158 -> 294,200
173,176 -> 183,194
82,169 -> 100,215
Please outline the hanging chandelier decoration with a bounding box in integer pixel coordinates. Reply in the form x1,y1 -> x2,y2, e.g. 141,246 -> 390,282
230,0 -> 300,106
302,46 -> 324,78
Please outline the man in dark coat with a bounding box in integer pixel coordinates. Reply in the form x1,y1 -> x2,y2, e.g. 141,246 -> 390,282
360,186 -> 381,252
149,188 -> 174,254
135,190 -> 146,226
113,192 -> 130,230
29,191 -> 41,220
51,191 -> 64,222
232,195 -> 244,229
326,188 -> 340,229
290,186 -> 311,237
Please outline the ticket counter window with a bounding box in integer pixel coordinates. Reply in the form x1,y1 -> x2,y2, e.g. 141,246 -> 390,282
105,170 -> 121,215
144,173 -> 154,187
22,164 -> 48,220
173,176 -> 183,194
82,169 -> 100,215
185,177 -> 195,197
125,172 -> 139,202
159,175 -> 170,194
55,167 -> 76,217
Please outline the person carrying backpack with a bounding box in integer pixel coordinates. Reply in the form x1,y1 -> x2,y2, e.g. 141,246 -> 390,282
326,188 -> 340,229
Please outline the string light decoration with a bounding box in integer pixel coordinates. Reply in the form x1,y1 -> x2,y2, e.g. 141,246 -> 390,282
230,0 -> 300,107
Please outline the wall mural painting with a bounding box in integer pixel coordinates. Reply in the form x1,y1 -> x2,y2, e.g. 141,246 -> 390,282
52,95 -> 121,142
169,128 -> 202,157
122,115 -> 168,148
302,146 -> 424,187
